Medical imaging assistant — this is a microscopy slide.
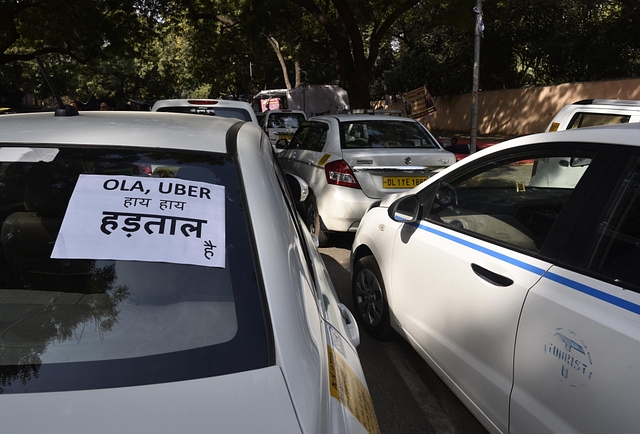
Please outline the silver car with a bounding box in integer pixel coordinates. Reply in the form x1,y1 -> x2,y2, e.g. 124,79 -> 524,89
0,111 -> 378,434
277,114 -> 455,245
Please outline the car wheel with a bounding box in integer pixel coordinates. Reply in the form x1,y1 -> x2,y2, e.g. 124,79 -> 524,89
305,194 -> 328,246
352,255 -> 392,339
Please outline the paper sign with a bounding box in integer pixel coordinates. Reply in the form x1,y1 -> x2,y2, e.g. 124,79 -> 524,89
52,174 -> 226,268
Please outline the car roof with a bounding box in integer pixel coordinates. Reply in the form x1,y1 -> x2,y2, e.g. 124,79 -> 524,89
0,111 -> 243,153
572,99 -> 640,108
264,109 -> 306,115
309,113 -> 418,122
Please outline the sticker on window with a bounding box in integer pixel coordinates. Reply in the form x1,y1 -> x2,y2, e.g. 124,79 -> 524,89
52,174 -> 225,268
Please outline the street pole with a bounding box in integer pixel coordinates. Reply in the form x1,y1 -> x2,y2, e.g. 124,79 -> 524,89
470,0 -> 482,154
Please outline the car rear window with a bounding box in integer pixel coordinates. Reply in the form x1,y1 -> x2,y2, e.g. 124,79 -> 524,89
0,146 -> 269,393
267,113 -> 306,128
156,106 -> 253,122
340,120 -> 440,149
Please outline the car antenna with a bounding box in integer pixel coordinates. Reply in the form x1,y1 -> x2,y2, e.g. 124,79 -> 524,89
35,56 -> 79,117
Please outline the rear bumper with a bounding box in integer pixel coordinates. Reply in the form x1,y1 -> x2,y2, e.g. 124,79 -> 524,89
316,186 -> 373,232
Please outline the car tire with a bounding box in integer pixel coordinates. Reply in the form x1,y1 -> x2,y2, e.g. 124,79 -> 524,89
352,255 -> 392,339
305,193 -> 328,247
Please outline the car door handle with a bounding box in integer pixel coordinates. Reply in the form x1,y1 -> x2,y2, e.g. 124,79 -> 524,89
471,263 -> 514,287
338,303 -> 360,348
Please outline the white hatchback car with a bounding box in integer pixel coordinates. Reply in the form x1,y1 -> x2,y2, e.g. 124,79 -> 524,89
0,111 -> 378,434
352,123 -> 640,434
277,114 -> 455,245
152,98 -> 259,124
261,109 -> 307,150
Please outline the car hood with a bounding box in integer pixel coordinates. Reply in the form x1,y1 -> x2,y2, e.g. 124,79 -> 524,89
1,366 -> 302,434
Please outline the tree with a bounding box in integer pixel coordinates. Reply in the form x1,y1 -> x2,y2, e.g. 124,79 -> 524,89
286,0 -> 420,108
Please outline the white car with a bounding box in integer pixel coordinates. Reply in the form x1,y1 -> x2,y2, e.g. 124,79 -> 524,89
152,98 -> 259,124
546,98 -> 640,132
0,111 -> 379,434
351,123 -> 640,434
277,114 -> 455,245
261,109 -> 307,150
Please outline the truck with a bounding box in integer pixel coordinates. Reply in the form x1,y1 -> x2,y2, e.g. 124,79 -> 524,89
253,85 -> 350,118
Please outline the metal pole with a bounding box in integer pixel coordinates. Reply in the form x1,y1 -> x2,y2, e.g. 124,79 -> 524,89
470,0 -> 482,154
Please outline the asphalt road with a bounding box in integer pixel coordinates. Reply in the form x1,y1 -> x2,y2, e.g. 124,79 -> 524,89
319,233 -> 489,434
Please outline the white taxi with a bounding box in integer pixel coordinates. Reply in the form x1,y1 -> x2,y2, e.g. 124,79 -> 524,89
0,111 -> 378,434
352,123 -> 640,433
277,114 -> 454,245
152,98 -> 259,124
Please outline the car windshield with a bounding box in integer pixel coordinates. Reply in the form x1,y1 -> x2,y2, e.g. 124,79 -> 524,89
0,146 -> 269,393
156,106 -> 252,122
267,113 -> 306,129
340,120 -> 440,149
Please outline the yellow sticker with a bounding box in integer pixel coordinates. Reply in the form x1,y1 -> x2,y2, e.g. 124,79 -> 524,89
318,154 -> 332,167
549,122 -> 560,132
328,346 -> 380,434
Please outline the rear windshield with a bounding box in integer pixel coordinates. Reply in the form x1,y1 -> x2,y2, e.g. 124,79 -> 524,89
157,106 -> 253,122
267,113 -> 306,129
567,112 -> 631,129
0,146 -> 269,393
340,120 -> 440,149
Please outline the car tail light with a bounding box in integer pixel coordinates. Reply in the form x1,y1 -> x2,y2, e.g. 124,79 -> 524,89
187,100 -> 218,105
325,159 -> 361,189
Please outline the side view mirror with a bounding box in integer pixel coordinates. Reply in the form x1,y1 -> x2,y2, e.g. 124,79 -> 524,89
275,139 -> 290,149
285,173 -> 309,203
387,194 -> 422,222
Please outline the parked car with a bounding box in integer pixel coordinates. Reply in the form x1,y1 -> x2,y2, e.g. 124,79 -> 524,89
152,98 -> 259,124
546,98 -> 640,132
351,123 -> 640,434
261,109 -> 307,151
277,114 -> 455,245
0,111 -> 378,434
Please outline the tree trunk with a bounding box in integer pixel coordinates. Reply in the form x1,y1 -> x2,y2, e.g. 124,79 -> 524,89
265,35 -> 292,90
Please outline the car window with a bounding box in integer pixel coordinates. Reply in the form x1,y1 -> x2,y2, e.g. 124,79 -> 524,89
267,113 -> 306,129
289,122 -> 327,151
567,112 -> 631,129
156,106 -> 253,122
340,120 -> 439,149
585,156 -> 640,290
0,146 -> 269,393
424,151 -> 595,253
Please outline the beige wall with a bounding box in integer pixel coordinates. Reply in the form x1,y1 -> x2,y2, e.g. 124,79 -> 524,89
390,78 -> 640,136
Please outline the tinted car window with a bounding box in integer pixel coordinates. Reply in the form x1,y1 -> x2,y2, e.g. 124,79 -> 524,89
156,106 -> 252,122
340,120 -> 440,149
0,146 -> 269,393
424,151 -> 595,253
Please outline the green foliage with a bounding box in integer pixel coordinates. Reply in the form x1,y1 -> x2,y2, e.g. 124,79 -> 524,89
2,0 -> 640,108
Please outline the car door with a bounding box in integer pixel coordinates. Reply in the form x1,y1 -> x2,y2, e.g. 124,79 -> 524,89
277,121 -> 329,189
510,148 -> 640,434
387,143 -> 608,433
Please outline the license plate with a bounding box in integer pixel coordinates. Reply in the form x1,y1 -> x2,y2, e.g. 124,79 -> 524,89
382,176 -> 429,189
278,134 -> 293,140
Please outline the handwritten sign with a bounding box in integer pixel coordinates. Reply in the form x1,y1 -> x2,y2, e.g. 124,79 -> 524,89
52,174 -> 225,268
